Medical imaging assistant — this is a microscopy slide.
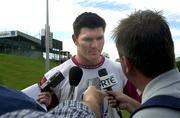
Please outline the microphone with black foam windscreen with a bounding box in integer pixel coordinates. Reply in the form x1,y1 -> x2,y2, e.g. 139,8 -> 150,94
67,66 -> 83,100
39,72 -> 65,92
98,68 -> 122,118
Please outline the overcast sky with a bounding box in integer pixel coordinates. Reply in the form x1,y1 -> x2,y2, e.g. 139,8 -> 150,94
0,0 -> 180,60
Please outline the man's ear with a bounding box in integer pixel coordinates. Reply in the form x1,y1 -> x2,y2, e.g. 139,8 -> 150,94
72,34 -> 77,45
121,56 -> 132,74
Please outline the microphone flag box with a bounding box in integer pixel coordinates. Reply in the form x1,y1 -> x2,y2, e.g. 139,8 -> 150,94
39,72 -> 64,92
99,73 -> 118,89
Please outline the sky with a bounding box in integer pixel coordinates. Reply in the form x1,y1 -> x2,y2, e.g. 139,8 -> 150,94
0,0 -> 180,61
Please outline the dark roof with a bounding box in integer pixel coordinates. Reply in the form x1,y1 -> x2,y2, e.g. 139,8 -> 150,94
0,30 -> 41,45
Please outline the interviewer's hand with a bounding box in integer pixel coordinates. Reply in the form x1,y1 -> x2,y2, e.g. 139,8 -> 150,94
106,91 -> 140,113
37,91 -> 52,107
84,86 -> 105,105
82,86 -> 105,118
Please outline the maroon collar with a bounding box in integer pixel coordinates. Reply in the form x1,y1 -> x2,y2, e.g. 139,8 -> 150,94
71,55 -> 105,69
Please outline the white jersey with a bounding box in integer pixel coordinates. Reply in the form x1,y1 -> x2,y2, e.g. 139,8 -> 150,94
44,56 -> 127,118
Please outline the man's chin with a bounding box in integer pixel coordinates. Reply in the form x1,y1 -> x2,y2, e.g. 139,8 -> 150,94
89,56 -> 101,62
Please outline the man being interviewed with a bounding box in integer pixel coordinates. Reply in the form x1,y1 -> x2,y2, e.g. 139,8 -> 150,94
37,12 -> 141,118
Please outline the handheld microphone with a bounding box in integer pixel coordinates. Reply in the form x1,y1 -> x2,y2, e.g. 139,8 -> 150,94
67,66 -> 83,100
98,68 -> 122,118
39,72 -> 64,92
98,68 -> 118,90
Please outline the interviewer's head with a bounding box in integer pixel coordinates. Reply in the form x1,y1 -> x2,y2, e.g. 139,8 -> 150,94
113,10 -> 175,79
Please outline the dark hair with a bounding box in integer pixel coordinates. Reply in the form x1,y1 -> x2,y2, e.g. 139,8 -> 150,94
113,10 -> 175,78
73,12 -> 106,37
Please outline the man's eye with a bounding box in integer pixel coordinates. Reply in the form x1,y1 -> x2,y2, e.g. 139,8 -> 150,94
97,38 -> 103,40
84,38 -> 92,42
97,36 -> 104,40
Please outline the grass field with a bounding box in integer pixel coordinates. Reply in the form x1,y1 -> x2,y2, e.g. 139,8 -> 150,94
0,54 -> 58,90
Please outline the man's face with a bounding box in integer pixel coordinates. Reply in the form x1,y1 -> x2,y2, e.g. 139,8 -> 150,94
73,27 -> 104,65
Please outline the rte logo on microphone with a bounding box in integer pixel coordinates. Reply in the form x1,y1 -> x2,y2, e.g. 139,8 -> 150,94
99,74 -> 118,89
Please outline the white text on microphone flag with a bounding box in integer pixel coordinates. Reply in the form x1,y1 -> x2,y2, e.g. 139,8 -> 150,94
99,74 -> 117,89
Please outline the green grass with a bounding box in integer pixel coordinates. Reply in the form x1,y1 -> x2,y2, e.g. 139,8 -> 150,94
0,54 -> 59,90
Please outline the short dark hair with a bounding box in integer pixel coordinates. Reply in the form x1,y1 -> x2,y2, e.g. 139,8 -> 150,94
73,12 -> 106,37
113,10 -> 175,78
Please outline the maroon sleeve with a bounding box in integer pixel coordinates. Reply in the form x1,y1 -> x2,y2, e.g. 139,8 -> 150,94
123,80 -> 142,102
47,92 -> 59,111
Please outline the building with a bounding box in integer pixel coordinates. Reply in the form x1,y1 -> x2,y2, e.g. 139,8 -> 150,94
0,30 -> 69,61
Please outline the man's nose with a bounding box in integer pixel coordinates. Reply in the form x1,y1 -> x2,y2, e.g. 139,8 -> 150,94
91,40 -> 98,48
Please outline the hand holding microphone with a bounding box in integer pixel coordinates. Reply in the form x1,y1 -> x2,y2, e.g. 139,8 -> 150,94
83,86 -> 105,118
67,66 -> 105,118
106,90 -> 141,113
98,68 -> 122,118
37,72 -> 64,107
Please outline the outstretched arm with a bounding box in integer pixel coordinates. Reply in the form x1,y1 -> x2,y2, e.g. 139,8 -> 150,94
106,91 -> 141,113
83,86 -> 105,118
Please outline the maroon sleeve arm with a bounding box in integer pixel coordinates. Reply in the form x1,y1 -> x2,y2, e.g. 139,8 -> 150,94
47,92 -> 59,111
123,80 -> 142,102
